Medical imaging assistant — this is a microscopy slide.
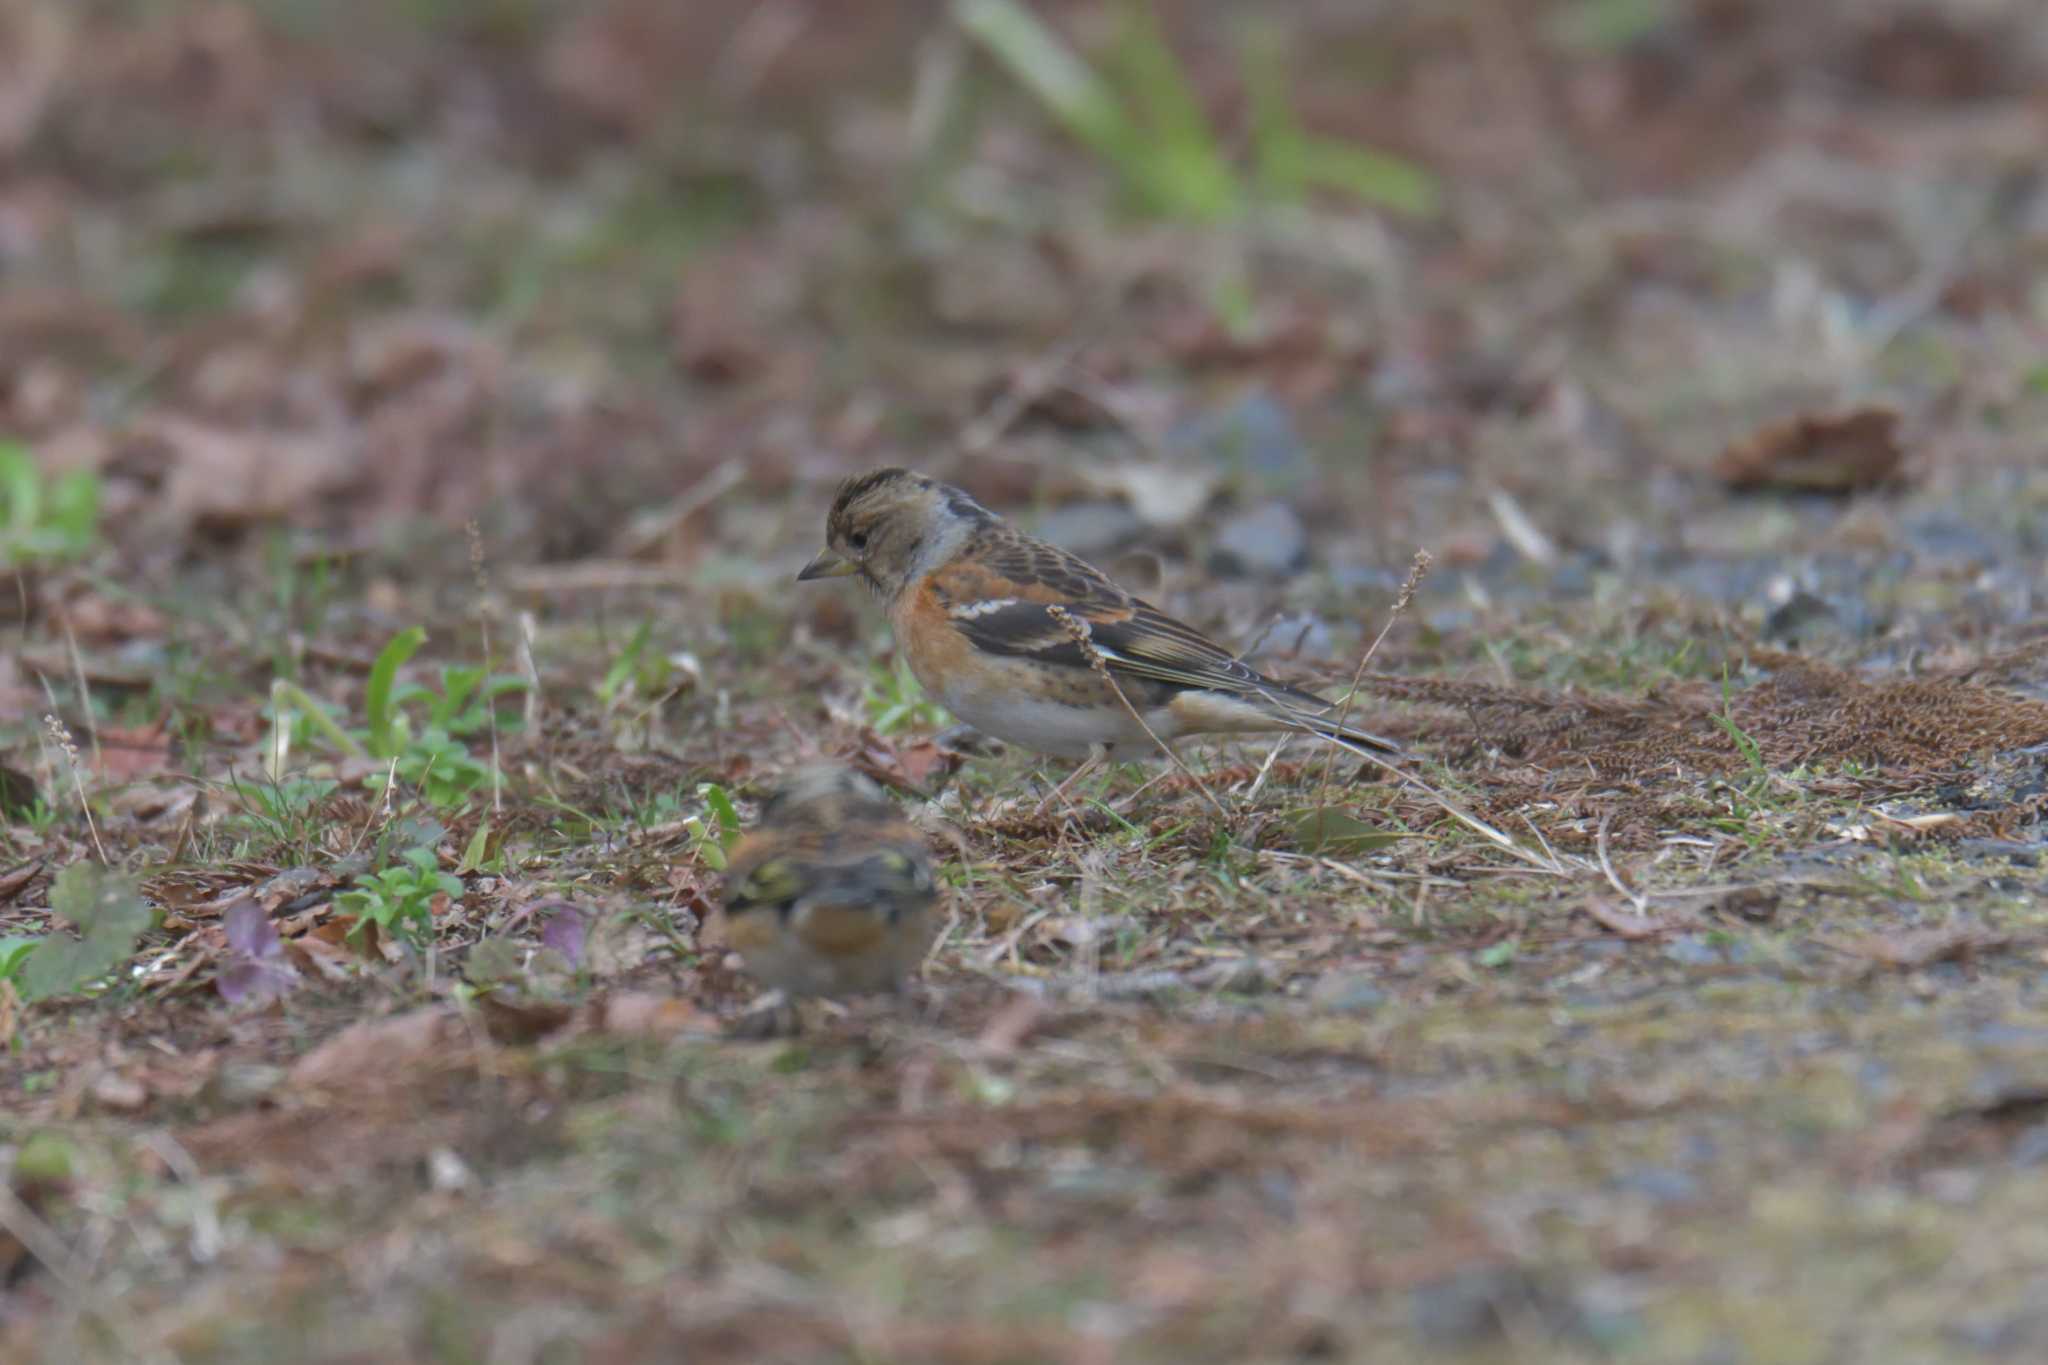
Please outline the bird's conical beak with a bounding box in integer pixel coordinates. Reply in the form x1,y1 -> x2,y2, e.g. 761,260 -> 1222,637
797,548 -> 857,581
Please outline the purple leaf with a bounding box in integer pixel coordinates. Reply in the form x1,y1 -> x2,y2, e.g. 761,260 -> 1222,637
224,898 -> 282,959
217,896 -> 300,1004
217,957 -> 299,1004
537,900 -> 592,968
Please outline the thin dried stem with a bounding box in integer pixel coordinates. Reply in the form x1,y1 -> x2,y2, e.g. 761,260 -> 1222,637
1315,726 -> 1584,876
1595,811 -> 1648,914
1044,605 -> 1231,824
1315,548 -> 1431,808
43,712 -> 106,862
468,520 -> 503,817
63,621 -> 100,773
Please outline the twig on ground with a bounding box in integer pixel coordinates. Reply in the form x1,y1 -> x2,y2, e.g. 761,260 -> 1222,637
1314,548 -> 1431,807
1595,811 -> 1648,914
1045,605 -> 1230,823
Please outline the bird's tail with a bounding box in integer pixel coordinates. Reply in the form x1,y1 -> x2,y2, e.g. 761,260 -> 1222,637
1283,704 -> 1404,762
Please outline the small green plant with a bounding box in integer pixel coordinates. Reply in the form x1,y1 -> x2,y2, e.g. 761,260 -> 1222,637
1713,669 -> 1768,779
953,0 -> 1437,221
268,628 -> 527,809
1289,807 -> 1404,857
597,621 -> 672,707
0,444 -> 101,568
375,728 -> 494,810
685,783 -> 743,871
364,626 -> 431,757
864,656 -> 950,735
335,845 -> 462,946
14,863 -> 153,1003
0,935 -> 40,981
18,797 -> 61,839
258,686 -> 348,757
391,663 -> 529,739
363,635 -> 526,807
224,773 -> 340,858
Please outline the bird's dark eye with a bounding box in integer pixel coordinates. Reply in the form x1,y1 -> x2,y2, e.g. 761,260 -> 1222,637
847,530 -> 869,552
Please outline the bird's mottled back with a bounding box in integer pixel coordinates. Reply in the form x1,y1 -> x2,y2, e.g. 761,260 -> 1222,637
754,763 -> 896,835
720,762 -> 939,1002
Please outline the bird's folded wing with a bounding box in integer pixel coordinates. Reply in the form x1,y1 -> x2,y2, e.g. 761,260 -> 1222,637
948,592 -> 1299,701
934,535 -> 1334,707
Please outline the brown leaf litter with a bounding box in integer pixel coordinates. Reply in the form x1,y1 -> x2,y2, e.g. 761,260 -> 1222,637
1354,648 -> 2048,846
1713,406 -> 1906,494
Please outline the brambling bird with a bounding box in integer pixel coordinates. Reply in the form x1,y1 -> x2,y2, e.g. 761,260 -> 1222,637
719,764 -> 939,1004
798,468 -> 1400,791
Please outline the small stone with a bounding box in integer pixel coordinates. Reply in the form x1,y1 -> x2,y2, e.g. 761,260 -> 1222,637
1921,1167 -> 1983,1205
1031,502 -> 1144,559
89,1072 -> 149,1112
1169,390 -> 1308,481
1945,1307 -> 2048,1356
1613,1166 -> 1700,1205
1209,501 -> 1309,579
1662,935 -> 1727,967
211,1061 -> 288,1105
2009,1123 -> 2048,1167
1763,589 -> 1840,641
425,1147 -> 475,1193
1410,1266 -> 1547,1346
1310,973 -> 1388,1014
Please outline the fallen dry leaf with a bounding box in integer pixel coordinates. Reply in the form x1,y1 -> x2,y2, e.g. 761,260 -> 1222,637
973,991 -> 1048,1057
854,730 -> 963,796
283,935 -> 356,984
91,718 -> 173,783
53,587 -> 166,644
87,1070 -> 148,1113
1082,461 -> 1219,528
586,991 -> 719,1040
1713,407 -> 1905,494
132,415 -> 354,535
289,1007 -> 472,1091
1828,924 -> 2011,971
1579,898 -> 1672,940
0,858 -> 40,904
476,990 -> 576,1045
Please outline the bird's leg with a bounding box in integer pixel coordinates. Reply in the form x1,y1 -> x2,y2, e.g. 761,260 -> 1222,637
1035,743 -> 1109,816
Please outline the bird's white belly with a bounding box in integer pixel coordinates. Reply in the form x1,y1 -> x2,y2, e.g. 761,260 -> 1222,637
935,683 -> 1158,760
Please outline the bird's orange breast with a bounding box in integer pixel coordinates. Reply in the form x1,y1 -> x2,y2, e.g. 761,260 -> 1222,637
893,579 -> 979,699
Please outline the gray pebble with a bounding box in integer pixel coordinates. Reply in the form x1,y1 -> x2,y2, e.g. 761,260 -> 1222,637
1310,973 -> 1388,1014
1031,501 -> 1144,559
1209,500 -> 1309,579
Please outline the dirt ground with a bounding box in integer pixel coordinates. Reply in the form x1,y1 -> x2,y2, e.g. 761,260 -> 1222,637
4,2 -> 2048,1361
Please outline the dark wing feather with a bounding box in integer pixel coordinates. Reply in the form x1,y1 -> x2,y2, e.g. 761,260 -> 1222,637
952,532 -> 1332,709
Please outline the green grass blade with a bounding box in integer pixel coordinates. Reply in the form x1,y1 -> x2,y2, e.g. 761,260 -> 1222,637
271,679 -> 367,760
699,782 -> 742,846
1293,137 -> 1440,216
366,626 -> 429,759
953,0 -> 1139,174
1244,22 -> 1306,202
1109,1 -> 1235,218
